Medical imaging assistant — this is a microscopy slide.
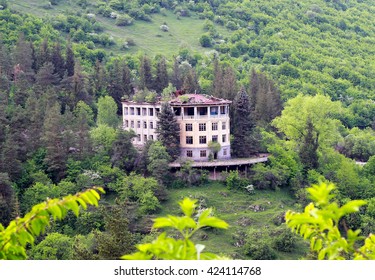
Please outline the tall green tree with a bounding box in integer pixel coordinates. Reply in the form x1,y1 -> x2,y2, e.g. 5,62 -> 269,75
154,56 -> 168,93
0,173 -> 15,227
97,95 -> 120,128
232,87 -> 256,157
110,130 -> 137,172
139,55 -> 153,90
299,117 -> 319,172
65,43 -> 75,77
42,103 -> 68,182
155,102 -> 180,160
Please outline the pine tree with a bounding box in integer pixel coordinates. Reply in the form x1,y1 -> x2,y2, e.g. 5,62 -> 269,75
171,57 -> 182,90
36,38 -> 50,71
155,102 -> 180,160
232,87 -> 256,158
121,62 -> 134,98
43,103 -> 68,182
250,69 -> 282,127
182,69 -> 199,93
139,55 -> 153,90
91,60 -> 107,99
154,56 -> 168,93
36,62 -> 59,87
0,173 -> 15,227
51,42 -> 65,80
65,44 -> 75,77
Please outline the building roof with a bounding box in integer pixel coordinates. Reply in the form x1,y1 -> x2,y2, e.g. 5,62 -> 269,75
169,94 -> 231,106
121,93 -> 231,106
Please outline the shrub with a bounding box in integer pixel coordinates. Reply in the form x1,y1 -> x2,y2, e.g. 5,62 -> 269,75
273,228 -> 297,252
115,14 -> 133,26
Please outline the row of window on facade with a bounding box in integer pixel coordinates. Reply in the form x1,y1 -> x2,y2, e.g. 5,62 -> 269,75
174,106 -> 227,117
186,122 -> 226,132
124,107 -> 159,116
124,120 -> 155,129
136,134 -> 155,142
185,134 -> 227,145
186,149 -> 228,158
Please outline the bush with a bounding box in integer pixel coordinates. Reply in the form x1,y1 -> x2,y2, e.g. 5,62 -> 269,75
115,14 -> 133,26
273,228 -> 297,252
243,240 -> 277,260
199,34 -> 212,48
225,170 -> 249,190
160,24 -> 169,32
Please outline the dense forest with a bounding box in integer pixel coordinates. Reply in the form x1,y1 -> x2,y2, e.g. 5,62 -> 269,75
1,0 -> 375,260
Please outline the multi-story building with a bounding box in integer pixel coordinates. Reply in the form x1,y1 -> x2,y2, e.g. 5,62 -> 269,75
122,93 -> 231,161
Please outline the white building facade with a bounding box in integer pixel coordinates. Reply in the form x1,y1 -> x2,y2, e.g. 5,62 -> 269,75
122,94 -> 231,162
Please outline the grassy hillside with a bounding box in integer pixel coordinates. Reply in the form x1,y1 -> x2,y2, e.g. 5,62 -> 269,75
159,181 -> 308,260
8,0 -> 229,56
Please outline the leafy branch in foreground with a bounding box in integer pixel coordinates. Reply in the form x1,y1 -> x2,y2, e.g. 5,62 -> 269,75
285,182 -> 375,260
0,187 -> 105,260
122,197 -> 229,260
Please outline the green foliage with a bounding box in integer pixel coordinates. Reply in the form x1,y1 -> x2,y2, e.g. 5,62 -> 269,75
118,173 -> 162,214
96,96 -> 120,129
0,187 -> 104,260
225,170 -> 248,190
155,102 -> 180,160
29,232 -> 73,260
285,182 -> 375,260
122,197 -> 229,260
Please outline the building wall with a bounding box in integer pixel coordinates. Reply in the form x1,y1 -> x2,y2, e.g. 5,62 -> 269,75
122,102 -> 231,161
122,103 -> 160,146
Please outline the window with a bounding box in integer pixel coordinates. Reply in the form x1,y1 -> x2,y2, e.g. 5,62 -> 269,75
198,107 -> 207,115
124,107 -> 128,115
136,108 -> 141,116
186,136 -> 193,144
187,150 -> 193,157
150,135 -> 154,140
124,120 -> 128,128
150,121 -> 154,129
212,122 -> 218,131
200,150 -> 207,157
210,106 -> 218,115
223,149 -> 227,156
143,121 -> 147,129
199,136 -> 207,144
220,106 -> 226,114
199,123 -> 206,131
142,108 -> 147,116
131,121 -> 134,128
186,123 -> 193,131
137,121 -> 141,128
222,121 -> 226,130
130,107 -> 134,115
222,134 -> 226,143
144,135 -> 147,141
137,134 -> 141,141
149,108 -> 154,116
212,135 -> 218,142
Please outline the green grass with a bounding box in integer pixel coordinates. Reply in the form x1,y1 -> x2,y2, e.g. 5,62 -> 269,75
159,181 -> 309,260
9,0 -> 230,57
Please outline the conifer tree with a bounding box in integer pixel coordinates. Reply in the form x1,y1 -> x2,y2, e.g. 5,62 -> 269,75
182,69 -> 199,93
43,103 -> 68,182
155,102 -> 180,160
154,56 -> 168,93
65,43 -> 75,77
36,62 -> 59,87
0,173 -> 15,227
171,57 -> 182,90
232,87 -> 256,158
250,69 -> 282,127
139,55 -> 153,90
51,42 -> 65,79
36,38 -> 50,71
